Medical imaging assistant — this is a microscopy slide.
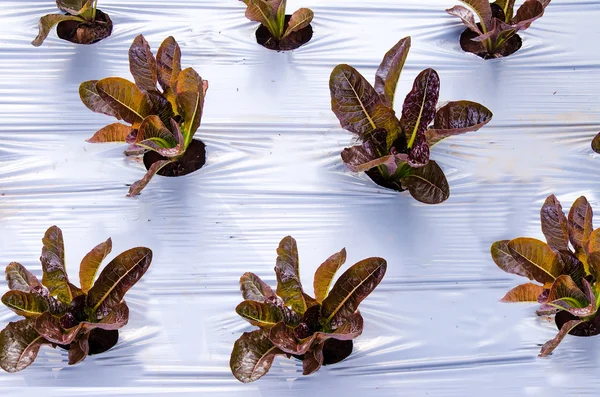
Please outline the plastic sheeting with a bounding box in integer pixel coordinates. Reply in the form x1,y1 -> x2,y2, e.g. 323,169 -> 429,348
0,0 -> 600,395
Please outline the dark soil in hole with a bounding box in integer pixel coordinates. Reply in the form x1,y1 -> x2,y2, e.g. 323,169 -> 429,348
365,168 -> 404,192
555,311 -> 600,337
459,26 -> 522,59
56,9 -> 113,45
256,15 -> 313,51
57,328 -> 119,355
292,339 -> 354,365
143,139 -> 206,177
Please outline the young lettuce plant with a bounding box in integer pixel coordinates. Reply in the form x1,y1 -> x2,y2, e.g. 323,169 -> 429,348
446,0 -> 551,58
329,36 -> 493,204
79,34 -> 208,196
230,236 -> 386,382
240,0 -> 314,51
0,226 -> 152,372
491,194 -> 600,356
32,0 -> 113,46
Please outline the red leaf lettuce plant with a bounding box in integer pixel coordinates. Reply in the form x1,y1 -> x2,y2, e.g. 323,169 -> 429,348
447,0 -> 551,58
329,36 -> 493,204
230,236 -> 386,382
0,226 -> 152,372
79,34 -> 208,196
32,0 -> 113,46
240,0 -> 314,50
491,194 -> 600,356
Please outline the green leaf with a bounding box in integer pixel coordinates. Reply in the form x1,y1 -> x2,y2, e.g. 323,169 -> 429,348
175,68 -> 205,141
79,81 -> 122,119
86,247 -> 152,318
313,248 -> 346,303
5,262 -> 41,292
33,312 -> 82,345
275,236 -> 307,315
126,159 -> 173,197
86,123 -> 134,143
79,238 -> 112,294
235,300 -> 283,328
239,272 -> 276,302
401,160 -> 450,204
425,101 -> 493,146
129,35 -> 158,93
135,115 -> 177,149
0,319 -> 48,373
329,64 -> 399,141
374,36 -> 411,107
458,0 -> 493,31
230,329 -> 283,383
446,5 -> 484,35
540,194 -> 570,252
539,319 -> 583,357
321,257 -> 386,327
568,196 -> 593,254
156,37 -> 182,91
31,14 -> 82,47
96,77 -> 152,125
40,226 -> 73,305
507,237 -> 563,285
500,283 -> 545,302
282,8 -> 313,39
1,291 -> 48,317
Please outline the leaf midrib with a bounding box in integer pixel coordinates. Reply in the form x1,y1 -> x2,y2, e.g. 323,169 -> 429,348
342,72 -> 376,131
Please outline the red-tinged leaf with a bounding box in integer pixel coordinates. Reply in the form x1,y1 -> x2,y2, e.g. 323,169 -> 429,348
568,196 -> 593,253
156,36 -> 182,91
96,77 -> 152,125
86,247 -> 152,318
32,14 -> 82,47
33,312 -> 82,345
68,331 -> 89,365
512,0 -> 545,30
40,226 -> 73,305
500,283 -> 545,302
126,159 -> 173,197
135,116 -> 177,148
315,311 -> 364,342
282,8 -> 313,39
1,291 -> 48,318
235,300 -> 283,328
79,80 -> 122,119
56,0 -> 87,14
329,64 -> 399,141
321,257 -> 386,327
268,321 -> 316,355
230,329 -> 283,383
491,240 -> 530,277
546,275 -> 589,312
506,238 -> 562,285
0,319 -> 49,373
400,69 -> 440,163
401,160 -> 450,204
81,301 -> 129,331
242,0 -> 277,34
592,132 -> 600,154
446,5 -> 483,35
79,238 -> 112,294
145,91 -> 176,128
314,248 -> 346,303
240,272 -> 276,302
425,101 -> 493,146
558,252 -> 585,288
458,0 -> 493,31
129,35 -> 158,92
341,142 -> 390,173
493,0 -> 515,21
539,194 -> 570,252
175,68 -> 205,138
586,228 -> 600,281
86,123 -> 134,143
5,262 -> 41,292
539,319 -> 583,357
374,37 -> 411,107
275,236 -> 307,315
302,342 -> 324,375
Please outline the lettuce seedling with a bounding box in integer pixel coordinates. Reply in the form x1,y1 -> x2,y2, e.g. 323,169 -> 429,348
447,0 -> 550,58
0,226 -> 152,372
32,0 -> 113,46
230,236 -> 386,382
491,194 -> 600,356
79,34 -> 209,196
329,36 -> 493,204
240,0 -> 314,50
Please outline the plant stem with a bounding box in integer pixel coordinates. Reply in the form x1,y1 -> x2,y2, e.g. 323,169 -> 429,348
92,0 -> 98,21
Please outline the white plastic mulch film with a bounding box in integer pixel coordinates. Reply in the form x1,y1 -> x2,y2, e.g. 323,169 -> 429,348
1,0 -> 600,395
